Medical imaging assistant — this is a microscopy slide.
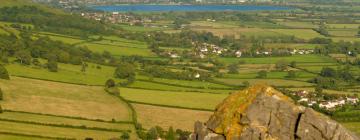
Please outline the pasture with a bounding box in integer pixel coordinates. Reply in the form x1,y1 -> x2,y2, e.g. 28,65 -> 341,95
219,55 -> 335,64
133,104 -> 213,131
268,29 -> 324,40
0,77 -> 132,121
78,43 -> 155,57
120,88 -> 228,110
215,78 -> 314,87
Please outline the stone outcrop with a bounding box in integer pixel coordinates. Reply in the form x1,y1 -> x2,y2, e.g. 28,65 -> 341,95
191,85 -> 359,140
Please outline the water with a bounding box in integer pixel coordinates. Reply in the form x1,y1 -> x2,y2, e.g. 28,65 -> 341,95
91,5 -> 293,12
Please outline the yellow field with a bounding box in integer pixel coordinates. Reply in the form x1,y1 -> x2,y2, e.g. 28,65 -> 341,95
0,77 -> 131,121
133,104 -> 213,131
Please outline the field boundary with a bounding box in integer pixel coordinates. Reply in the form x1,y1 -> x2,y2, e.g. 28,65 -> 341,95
0,131 -> 75,140
3,110 -> 133,124
128,100 -> 215,112
0,118 -> 131,133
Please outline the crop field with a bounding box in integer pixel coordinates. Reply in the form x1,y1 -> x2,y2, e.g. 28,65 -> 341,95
129,80 -> 234,94
223,71 -> 317,79
0,120 -> 126,140
5,62 -> 116,85
190,21 -> 240,28
277,21 -> 317,28
219,55 -> 335,64
341,122 -> 360,136
215,78 -> 314,87
327,24 -> 360,29
136,76 -> 233,89
93,39 -> 148,49
328,29 -> 358,37
116,24 -> 168,32
133,104 -> 213,131
120,88 -> 228,110
268,29 -> 324,40
192,27 -> 285,39
0,77 -> 132,121
0,134 -> 51,140
37,33 -> 85,45
79,43 -> 155,57
264,43 -> 321,49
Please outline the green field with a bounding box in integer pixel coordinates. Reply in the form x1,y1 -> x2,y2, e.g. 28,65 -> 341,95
0,77 -> 132,121
219,55 -> 334,64
79,43 -> 155,57
121,88 -> 228,110
223,71 -> 317,79
0,134 -> 52,140
341,122 -> 360,136
0,120 -> 126,140
133,103 -> 213,131
215,78 -> 314,87
277,21 -> 317,29
269,29 -> 324,40
6,62 -> 115,85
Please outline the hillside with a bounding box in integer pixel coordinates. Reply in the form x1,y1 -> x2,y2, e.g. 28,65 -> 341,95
0,0 -> 64,14
192,85 -> 359,140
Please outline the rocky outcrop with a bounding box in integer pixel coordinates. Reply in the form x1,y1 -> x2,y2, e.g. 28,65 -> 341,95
191,85 -> 359,140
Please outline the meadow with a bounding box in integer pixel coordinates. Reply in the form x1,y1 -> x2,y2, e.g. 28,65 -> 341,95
120,88 -> 228,110
0,77 -> 132,121
219,55 -> 335,64
133,104 -> 213,131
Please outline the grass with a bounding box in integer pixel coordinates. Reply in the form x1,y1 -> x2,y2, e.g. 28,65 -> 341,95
79,43 -> 155,57
137,76 -> 233,89
93,39 -> 148,49
277,21 -> 317,29
268,29 -> 324,40
327,24 -> 360,29
191,27 -> 284,39
116,24 -> 168,32
219,55 -> 335,64
223,71 -> 317,79
0,120 -> 126,140
328,30 -> 358,37
120,88 -> 228,110
5,62 -> 116,85
215,78 -> 314,87
263,43 -> 321,49
133,104 -> 213,131
0,111 -> 133,131
128,80 -> 234,94
36,33 -> 85,45
0,0 -> 64,14
341,122 -> 360,136
0,134 -> 51,140
0,77 -> 132,121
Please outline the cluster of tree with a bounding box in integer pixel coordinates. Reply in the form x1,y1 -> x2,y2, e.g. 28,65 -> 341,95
114,62 -> 136,86
314,23 -> 330,37
0,88 -> 3,101
0,6 -> 110,36
308,66 -> 356,89
137,125 -> 190,140
144,65 -> 211,81
315,40 -> 360,56
0,64 -> 10,80
0,32 -> 116,72
104,79 -> 120,96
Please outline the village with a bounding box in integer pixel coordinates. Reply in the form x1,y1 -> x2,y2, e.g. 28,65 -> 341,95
290,89 -> 359,110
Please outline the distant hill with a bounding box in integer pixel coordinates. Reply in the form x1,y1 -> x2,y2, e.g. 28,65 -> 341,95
0,0 -> 64,14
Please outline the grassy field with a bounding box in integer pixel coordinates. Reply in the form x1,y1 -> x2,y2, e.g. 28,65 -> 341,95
219,55 -> 334,64
0,111 -> 133,130
128,80 -> 234,94
263,43 -> 321,49
277,21 -> 317,28
192,27 -> 284,39
223,71 -> 316,79
78,43 -> 155,57
268,29 -> 324,40
133,104 -> 213,131
120,88 -> 228,110
0,134 -> 52,140
215,78 -> 314,87
328,30 -> 358,37
5,62 -> 115,85
0,77 -> 131,121
341,122 -> 360,136
36,33 -> 85,45
0,120 -> 126,140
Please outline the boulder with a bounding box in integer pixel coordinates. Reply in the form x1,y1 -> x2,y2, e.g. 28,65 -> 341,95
192,85 -> 359,140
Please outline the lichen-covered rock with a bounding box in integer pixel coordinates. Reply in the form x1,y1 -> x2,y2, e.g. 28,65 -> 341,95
192,85 -> 359,140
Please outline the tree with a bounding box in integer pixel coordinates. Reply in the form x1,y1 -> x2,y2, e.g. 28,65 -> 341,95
257,70 -> 267,78
114,63 -> 136,79
47,60 -> 58,72
320,67 -> 337,77
275,60 -> 288,71
0,88 -> 3,100
166,127 -> 176,140
242,81 -> 250,87
81,62 -> 87,72
147,127 -> 158,140
228,63 -> 239,74
287,70 -> 296,78
0,64 -> 10,80
290,61 -> 297,68
0,105 -> 2,113
315,86 -> 323,94
105,79 -> 116,88
15,50 -> 32,65
120,132 -> 130,140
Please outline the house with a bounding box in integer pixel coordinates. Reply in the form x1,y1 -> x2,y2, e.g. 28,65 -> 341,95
346,97 -> 359,104
296,90 -> 309,97
298,98 -> 309,103
194,73 -> 201,78
170,53 -> 179,58
235,51 -> 242,57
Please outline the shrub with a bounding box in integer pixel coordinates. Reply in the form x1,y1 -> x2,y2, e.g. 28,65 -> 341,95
0,64 -> 10,80
120,132 -> 130,140
0,105 -> 2,113
47,60 -> 58,72
0,88 -> 3,100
